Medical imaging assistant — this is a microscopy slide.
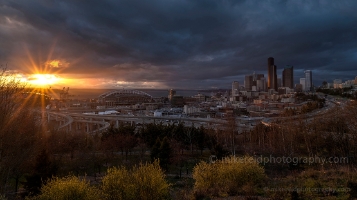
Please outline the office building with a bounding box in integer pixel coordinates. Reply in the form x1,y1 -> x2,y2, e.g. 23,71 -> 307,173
267,57 -> 277,91
244,75 -> 253,91
333,79 -> 342,89
282,65 -> 294,89
257,74 -> 266,81
304,70 -> 312,91
355,76 -> 357,85
252,71 -> 257,81
252,72 -> 257,87
342,80 -> 354,88
251,86 -> 257,91
295,83 -> 303,92
244,72 -> 265,91
257,77 -> 266,92
278,87 -> 288,95
232,81 -> 239,97
268,89 -> 276,95
300,78 -> 306,91
252,72 -> 265,91
257,74 -> 264,80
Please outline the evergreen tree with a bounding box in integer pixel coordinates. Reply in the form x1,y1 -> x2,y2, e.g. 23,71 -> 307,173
195,126 -> 206,155
150,137 -> 161,162
24,149 -> 57,196
158,137 -> 172,170
214,143 -> 229,160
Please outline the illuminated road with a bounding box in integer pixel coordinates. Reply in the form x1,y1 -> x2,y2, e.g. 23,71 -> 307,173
46,110 -> 263,134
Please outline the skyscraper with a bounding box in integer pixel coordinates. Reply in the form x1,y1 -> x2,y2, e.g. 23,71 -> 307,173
244,75 -> 253,91
257,78 -> 266,92
304,70 -> 312,91
231,81 -> 239,96
282,65 -> 294,89
300,78 -> 306,91
252,71 -> 257,88
267,57 -> 277,91
257,74 -> 264,80
252,72 -> 264,90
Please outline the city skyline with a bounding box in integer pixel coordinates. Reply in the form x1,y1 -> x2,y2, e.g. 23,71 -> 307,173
1,1 -> 357,89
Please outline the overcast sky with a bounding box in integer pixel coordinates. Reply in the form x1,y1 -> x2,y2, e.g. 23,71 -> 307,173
1,0 -> 357,89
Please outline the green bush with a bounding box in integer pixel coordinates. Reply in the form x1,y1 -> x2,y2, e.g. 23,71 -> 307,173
101,166 -> 133,200
29,176 -> 102,200
102,160 -> 170,200
193,156 -> 266,197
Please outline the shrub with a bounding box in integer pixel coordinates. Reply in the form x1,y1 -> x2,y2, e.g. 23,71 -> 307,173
101,166 -> 134,200
193,156 -> 266,198
29,176 -> 102,200
102,160 -> 170,200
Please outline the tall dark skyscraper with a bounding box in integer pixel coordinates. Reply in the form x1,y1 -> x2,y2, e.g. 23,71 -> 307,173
282,65 -> 294,89
267,57 -> 277,91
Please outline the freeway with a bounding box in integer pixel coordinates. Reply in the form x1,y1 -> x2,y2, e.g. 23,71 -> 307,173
68,112 -> 227,124
47,111 -> 74,130
47,111 -> 229,134
47,109 -> 263,134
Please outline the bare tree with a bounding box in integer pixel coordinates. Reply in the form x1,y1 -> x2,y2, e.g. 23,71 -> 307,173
0,69 -> 42,195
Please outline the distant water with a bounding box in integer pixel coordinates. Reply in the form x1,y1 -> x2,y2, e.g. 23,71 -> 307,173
66,88 -> 212,99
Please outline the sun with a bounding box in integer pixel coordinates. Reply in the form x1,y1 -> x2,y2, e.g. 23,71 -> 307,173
28,74 -> 60,87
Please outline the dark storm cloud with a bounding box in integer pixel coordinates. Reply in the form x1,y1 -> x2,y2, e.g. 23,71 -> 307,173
1,0 -> 357,88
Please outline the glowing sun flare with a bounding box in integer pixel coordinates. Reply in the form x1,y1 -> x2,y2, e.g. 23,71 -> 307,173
28,74 -> 60,86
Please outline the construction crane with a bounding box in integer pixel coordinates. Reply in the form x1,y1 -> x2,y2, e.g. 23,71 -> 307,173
59,87 -> 70,101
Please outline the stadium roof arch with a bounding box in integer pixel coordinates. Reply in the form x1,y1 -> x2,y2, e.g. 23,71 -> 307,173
98,89 -> 153,99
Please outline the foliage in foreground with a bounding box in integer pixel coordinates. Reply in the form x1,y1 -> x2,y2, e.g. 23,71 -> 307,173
193,156 -> 266,198
29,161 -> 170,200
28,176 -> 102,200
101,160 -> 170,200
